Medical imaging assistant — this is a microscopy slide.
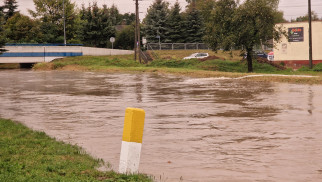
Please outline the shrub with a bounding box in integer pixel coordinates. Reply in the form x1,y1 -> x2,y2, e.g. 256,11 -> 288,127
313,63 -> 322,72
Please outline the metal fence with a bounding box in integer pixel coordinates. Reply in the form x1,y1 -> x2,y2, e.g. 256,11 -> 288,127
147,43 -> 210,50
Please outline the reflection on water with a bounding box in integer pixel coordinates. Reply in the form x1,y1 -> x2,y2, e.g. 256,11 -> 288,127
0,70 -> 322,182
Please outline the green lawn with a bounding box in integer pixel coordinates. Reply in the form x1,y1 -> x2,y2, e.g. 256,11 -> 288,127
0,118 -> 152,182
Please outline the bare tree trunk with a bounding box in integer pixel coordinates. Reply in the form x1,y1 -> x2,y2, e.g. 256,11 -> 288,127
246,48 -> 253,73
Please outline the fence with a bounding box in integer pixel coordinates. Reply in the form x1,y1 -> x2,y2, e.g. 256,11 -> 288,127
147,43 -> 210,50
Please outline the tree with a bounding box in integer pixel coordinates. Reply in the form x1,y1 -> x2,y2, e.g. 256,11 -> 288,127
274,11 -> 288,23
109,4 -> 122,26
205,0 -> 285,72
120,13 -> 135,25
165,2 -> 186,43
204,0 -> 237,50
115,24 -> 135,50
185,2 -> 204,43
4,12 -> 40,43
143,0 -> 169,43
3,0 -> 18,21
292,11 -> 320,22
29,0 -> 79,43
79,3 -> 115,47
0,6 -> 6,53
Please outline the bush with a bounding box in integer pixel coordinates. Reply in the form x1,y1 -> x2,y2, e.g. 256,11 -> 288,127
313,63 -> 322,72
297,66 -> 311,72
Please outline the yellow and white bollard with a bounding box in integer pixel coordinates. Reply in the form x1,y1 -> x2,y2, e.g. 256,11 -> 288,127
119,108 -> 145,174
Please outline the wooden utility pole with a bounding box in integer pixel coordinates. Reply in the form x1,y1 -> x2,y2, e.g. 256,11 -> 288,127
308,0 -> 313,69
63,0 -> 66,46
134,0 -> 142,63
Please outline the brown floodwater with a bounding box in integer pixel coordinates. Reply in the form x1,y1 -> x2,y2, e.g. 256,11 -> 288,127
0,70 -> 322,182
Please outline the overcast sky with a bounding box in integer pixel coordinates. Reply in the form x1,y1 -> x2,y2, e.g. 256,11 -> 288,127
1,0 -> 322,21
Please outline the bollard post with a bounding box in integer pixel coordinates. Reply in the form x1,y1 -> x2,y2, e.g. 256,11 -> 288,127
119,108 -> 145,174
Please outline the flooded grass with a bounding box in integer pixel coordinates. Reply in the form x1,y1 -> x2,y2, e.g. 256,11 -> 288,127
32,53 -> 322,84
0,118 -> 152,182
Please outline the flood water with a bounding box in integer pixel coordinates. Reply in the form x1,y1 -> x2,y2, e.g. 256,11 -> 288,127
0,70 -> 322,182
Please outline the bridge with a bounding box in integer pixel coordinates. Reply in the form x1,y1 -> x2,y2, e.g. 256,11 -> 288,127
0,44 -> 134,67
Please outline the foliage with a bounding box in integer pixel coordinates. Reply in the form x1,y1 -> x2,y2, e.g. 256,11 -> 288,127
313,63 -> 322,72
165,2 -> 186,43
205,0 -> 286,72
204,0 -> 237,51
79,2 -> 115,47
148,59 -> 199,68
121,12 -> 135,25
115,24 -> 135,50
274,11 -> 288,23
0,6 -> 6,53
143,0 -> 169,43
0,118 -> 152,182
4,13 -> 40,43
185,3 -> 204,43
3,0 -> 18,21
30,0 -> 79,43
291,11 -> 320,22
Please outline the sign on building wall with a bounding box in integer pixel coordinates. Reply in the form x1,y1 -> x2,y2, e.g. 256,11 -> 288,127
288,27 -> 304,42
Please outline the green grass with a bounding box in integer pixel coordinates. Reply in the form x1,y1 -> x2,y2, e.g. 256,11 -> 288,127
32,51 -> 322,84
0,118 -> 152,182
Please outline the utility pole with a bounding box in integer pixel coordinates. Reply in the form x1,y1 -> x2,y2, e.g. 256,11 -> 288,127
63,0 -> 66,46
308,0 -> 313,69
134,0 -> 141,63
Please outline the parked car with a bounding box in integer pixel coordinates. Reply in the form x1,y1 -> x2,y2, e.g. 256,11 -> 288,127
243,51 -> 268,59
183,53 -> 209,60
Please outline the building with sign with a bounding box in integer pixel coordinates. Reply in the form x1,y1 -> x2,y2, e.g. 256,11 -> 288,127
274,21 -> 322,68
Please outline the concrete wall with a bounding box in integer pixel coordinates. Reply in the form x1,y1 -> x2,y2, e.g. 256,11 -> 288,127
81,47 -> 133,56
0,46 -> 134,64
274,21 -> 322,62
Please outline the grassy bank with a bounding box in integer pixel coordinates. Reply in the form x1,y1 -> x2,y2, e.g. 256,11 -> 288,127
32,50 -> 322,84
0,118 -> 152,182
0,63 -> 20,69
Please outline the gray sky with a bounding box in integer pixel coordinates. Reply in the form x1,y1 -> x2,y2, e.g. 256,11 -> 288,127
2,0 -> 322,21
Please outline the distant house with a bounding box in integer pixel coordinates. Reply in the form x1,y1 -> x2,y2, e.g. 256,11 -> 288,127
274,21 -> 322,68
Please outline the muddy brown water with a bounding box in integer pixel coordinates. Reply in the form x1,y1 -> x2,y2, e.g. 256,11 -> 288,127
0,70 -> 322,182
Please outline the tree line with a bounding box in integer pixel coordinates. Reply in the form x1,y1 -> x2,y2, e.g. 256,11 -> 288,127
0,0 -> 319,48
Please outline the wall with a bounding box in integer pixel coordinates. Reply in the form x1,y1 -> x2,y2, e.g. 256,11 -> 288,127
0,46 -> 134,64
81,47 -> 133,56
274,21 -> 322,63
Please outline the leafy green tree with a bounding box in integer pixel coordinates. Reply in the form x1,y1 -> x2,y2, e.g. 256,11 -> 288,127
29,0 -> 79,43
204,0 -> 237,50
143,0 -> 169,43
165,2 -> 186,43
185,3 -> 204,43
109,4 -> 122,26
120,13 -> 135,25
0,6 -> 6,53
79,3 -> 115,47
274,11 -> 287,23
3,0 -> 18,21
4,12 -> 41,43
205,0 -> 285,72
115,24 -> 135,50
292,11 -> 320,22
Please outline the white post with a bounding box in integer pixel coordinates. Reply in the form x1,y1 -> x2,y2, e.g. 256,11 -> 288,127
119,108 -> 145,174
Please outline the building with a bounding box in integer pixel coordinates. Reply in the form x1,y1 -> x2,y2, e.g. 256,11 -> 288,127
274,21 -> 322,68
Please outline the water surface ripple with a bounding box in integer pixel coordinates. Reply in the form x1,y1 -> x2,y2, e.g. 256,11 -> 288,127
0,70 -> 321,182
